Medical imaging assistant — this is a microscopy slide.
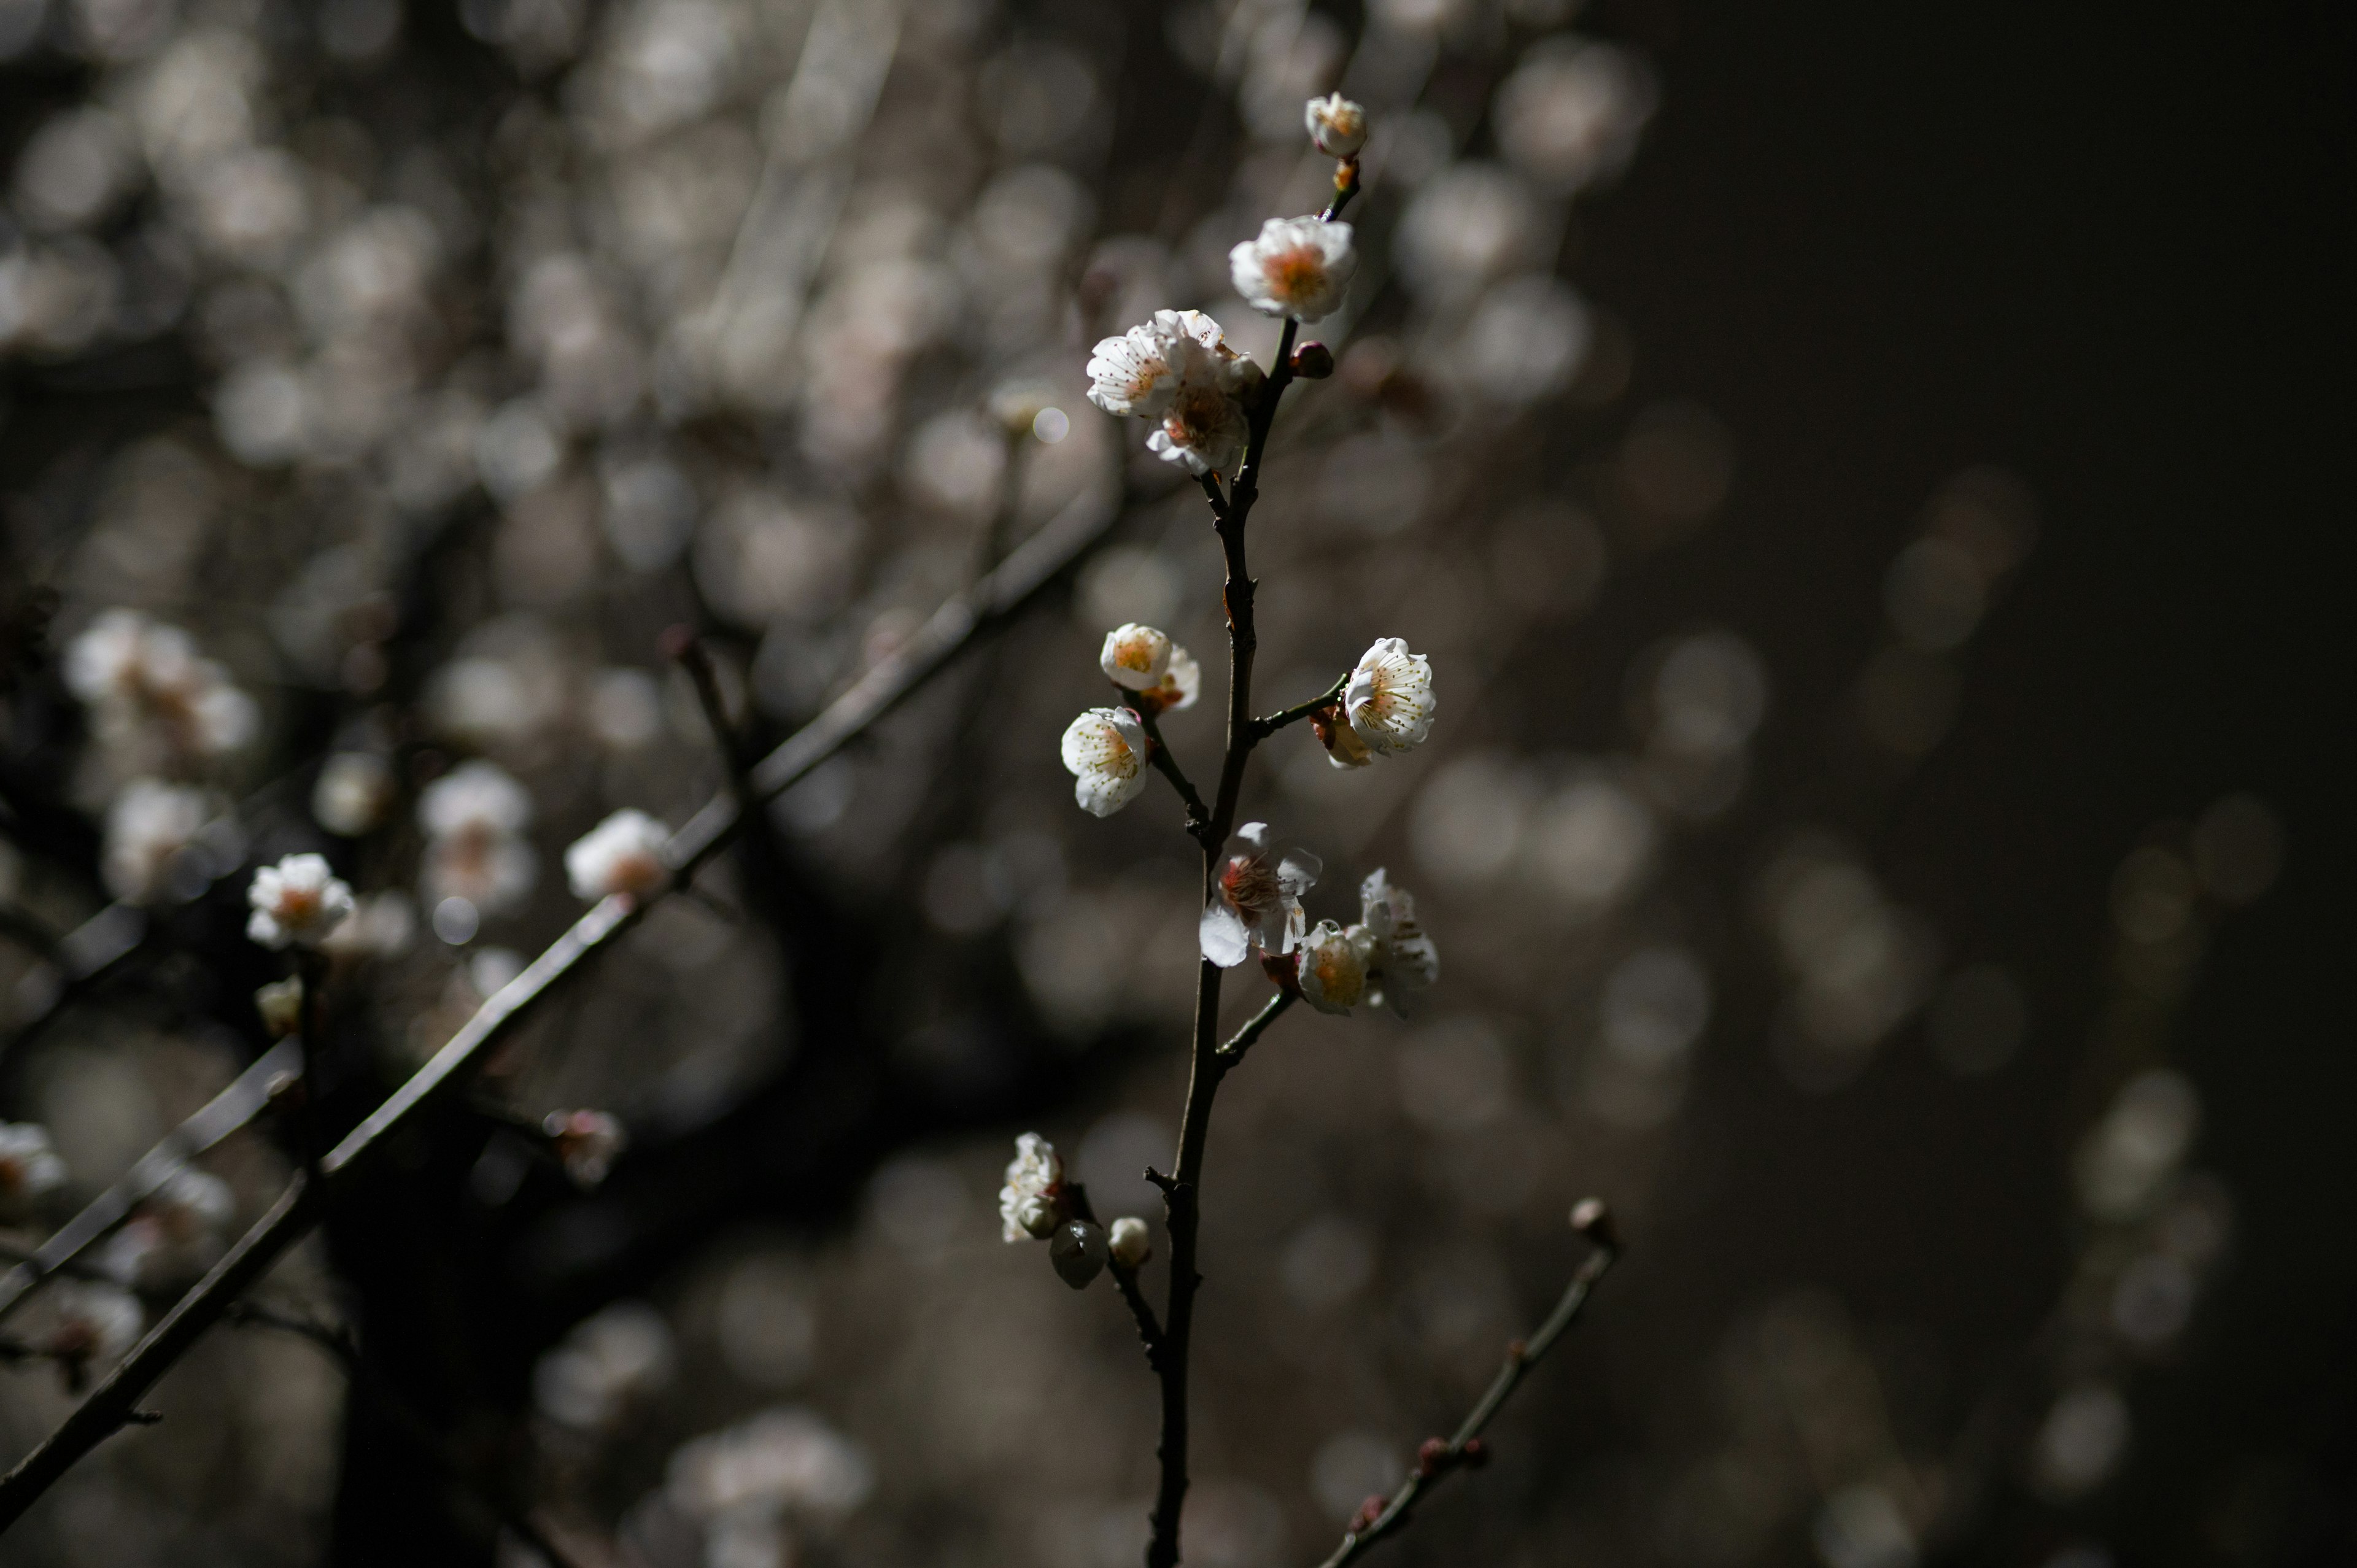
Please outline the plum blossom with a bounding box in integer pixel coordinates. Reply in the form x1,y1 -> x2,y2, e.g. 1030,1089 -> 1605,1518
418,759 -> 538,914
1108,1216 -> 1152,1269
1305,93 -> 1369,158
545,1108 -> 628,1187
1136,643 -> 1201,717
1229,216 -> 1357,323
246,853 -> 355,949
999,1132 -> 1064,1242
1200,823 -> 1320,968
565,808 -> 671,900
0,1123 -> 68,1219
64,609 -> 258,760
1345,637 -> 1438,755
1099,623 -> 1174,690
1296,919 -> 1374,1014
313,752 -> 395,836
1085,309 -> 1262,477
101,778 -> 212,903
666,1406 -> 875,1525
1060,706 -> 1149,817
1355,868 -> 1439,1014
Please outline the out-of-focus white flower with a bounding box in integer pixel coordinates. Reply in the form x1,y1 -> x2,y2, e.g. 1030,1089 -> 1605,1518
1346,638 -> 1438,755
1059,706 -> 1149,817
1229,215 -> 1357,323
564,809 -> 670,900
64,609 -> 258,760
418,760 -> 538,915
0,1123 -> 68,1217
1099,623 -> 1174,690
320,890 -> 416,960
312,752 -> 395,836
1108,1215 -> 1152,1269
45,1281 -> 143,1378
254,976 -> 303,1038
246,853 -> 355,949
1304,93 -> 1368,158
101,778 -> 212,903
999,1131 -> 1064,1242
1355,868 -> 1438,1013
534,1301 -> 675,1431
1137,643 -> 1202,716
144,1165 -> 234,1242
667,1406 -> 875,1523
544,1108 -> 628,1188
1201,823 -> 1320,967
1296,919 -> 1373,1014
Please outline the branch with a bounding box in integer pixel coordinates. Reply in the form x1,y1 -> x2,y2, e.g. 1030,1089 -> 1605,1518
1212,989 -> 1293,1064
1309,1203 -> 1621,1568
0,485 -> 1126,1531
1132,702 -> 1210,838
1250,673 -> 1348,741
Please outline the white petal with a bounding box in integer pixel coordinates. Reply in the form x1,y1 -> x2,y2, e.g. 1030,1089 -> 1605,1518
1199,902 -> 1252,967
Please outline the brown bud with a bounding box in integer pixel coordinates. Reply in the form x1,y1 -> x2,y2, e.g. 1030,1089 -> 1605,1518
1569,1197 -> 1619,1249
1291,341 -> 1335,380
1350,1495 -> 1387,1534
1260,949 -> 1302,995
1416,1437 -> 1449,1477
1461,1437 -> 1490,1468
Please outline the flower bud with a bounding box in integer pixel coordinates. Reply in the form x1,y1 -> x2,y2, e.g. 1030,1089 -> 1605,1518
1305,93 -> 1368,158
1417,1437 -> 1450,1477
1569,1197 -> 1619,1249
1108,1216 -> 1152,1269
1290,341 -> 1335,380
254,977 -> 303,1040
1050,1219 -> 1109,1289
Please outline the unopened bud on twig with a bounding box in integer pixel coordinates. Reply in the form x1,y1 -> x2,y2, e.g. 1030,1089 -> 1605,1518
254,978 -> 303,1040
1304,93 -> 1368,159
1569,1197 -> 1618,1249
1050,1219 -> 1109,1289
1350,1494 -> 1387,1534
1108,1216 -> 1152,1269
1417,1437 -> 1450,1477
1461,1437 -> 1489,1467
1291,341 -> 1334,380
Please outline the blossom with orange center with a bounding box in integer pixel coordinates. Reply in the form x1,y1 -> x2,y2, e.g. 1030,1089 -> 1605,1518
1199,822 -> 1321,967
1229,215 -> 1358,323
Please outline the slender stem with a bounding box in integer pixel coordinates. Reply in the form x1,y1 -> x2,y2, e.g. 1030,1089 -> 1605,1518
669,629 -> 753,799
1310,1227 -> 1620,1568
1213,989 -> 1293,1064
1133,703 -> 1210,839
1113,1264 -> 1166,1367
1252,673 -> 1349,740
295,951 -> 327,1181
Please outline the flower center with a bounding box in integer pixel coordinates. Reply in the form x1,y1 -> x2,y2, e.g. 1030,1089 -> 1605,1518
1221,855 -> 1280,919
1269,245 -> 1325,301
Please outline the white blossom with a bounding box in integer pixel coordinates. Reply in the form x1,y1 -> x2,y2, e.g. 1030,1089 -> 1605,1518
1345,637 -> 1438,755
1200,823 -> 1320,967
64,609 -> 258,760
1059,706 -> 1149,817
101,778 -> 212,903
319,890 -> 417,960
45,1280 -> 144,1372
1296,918 -> 1374,1014
565,808 -> 671,900
545,1108 -> 628,1187
313,752 -> 395,836
1304,93 -> 1369,158
1229,215 -> 1357,323
1108,1216 -> 1152,1269
1092,309 -> 1262,477
417,759 -> 538,914
1356,868 -> 1439,1014
1138,643 -> 1202,716
246,852 -> 355,949
1099,623 -> 1174,690
535,1301 -> 675,1431
254,976 -> 303,1038
145,1165 -> 234,1241
0,1122 -> 68,1217
999,1131 -> 1063,1242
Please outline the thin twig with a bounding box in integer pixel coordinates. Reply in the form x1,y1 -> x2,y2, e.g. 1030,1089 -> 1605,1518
1310,1210 -> 1620,1568
0,486 -> 1125,1531
1212,990 -> 1294,1064
1132,703 -> 1210,838
1250,673 -> 1349,740
668,628 -> 753,800
1113,1265 -> 1166,1367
